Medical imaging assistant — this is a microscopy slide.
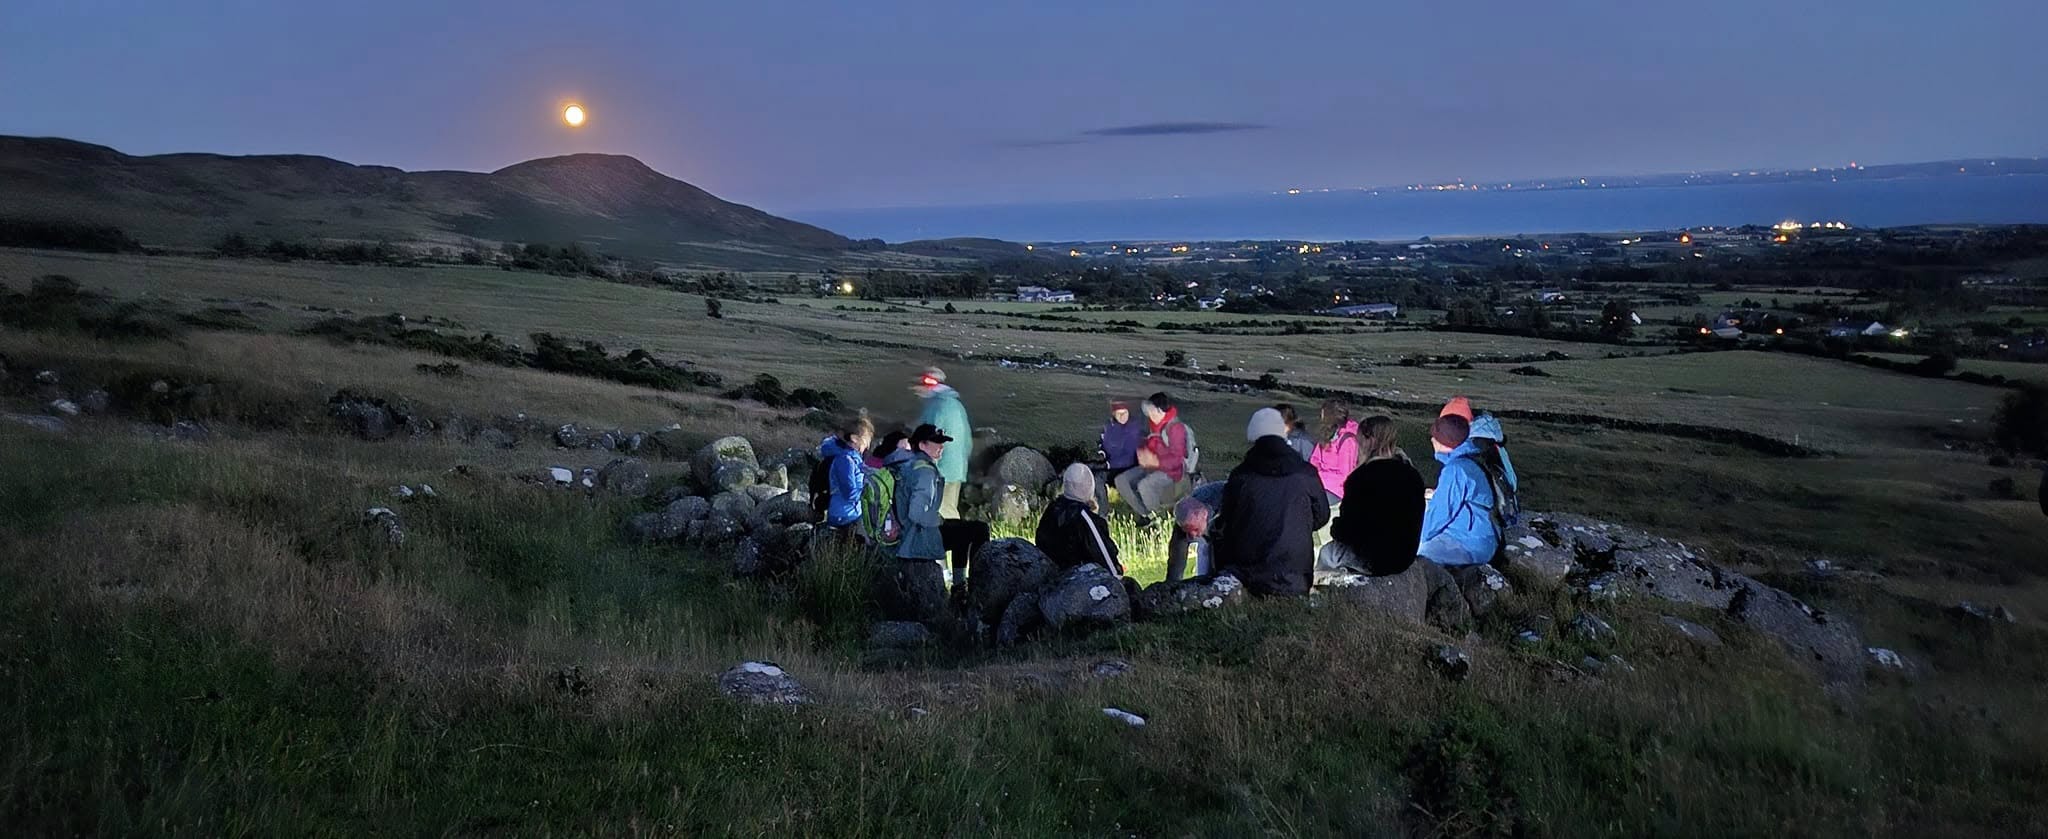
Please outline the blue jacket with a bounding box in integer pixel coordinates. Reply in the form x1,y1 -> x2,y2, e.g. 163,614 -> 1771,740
917,387 -> 971,483
1419,441 -> 1498,563
1100,417 -> 1144,470
818,434 -> 866,528
890,449 -> 945,561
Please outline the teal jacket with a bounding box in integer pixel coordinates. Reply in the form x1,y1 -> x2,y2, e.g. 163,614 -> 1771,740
1419,441 -> 1498,564
917,386 -> 971,482
891,450 -> 945,561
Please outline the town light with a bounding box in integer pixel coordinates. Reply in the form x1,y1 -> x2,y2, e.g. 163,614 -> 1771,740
839,281 -> 854,295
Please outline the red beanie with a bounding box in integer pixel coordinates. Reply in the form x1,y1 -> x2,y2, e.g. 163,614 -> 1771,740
1440,396 -> 1474,421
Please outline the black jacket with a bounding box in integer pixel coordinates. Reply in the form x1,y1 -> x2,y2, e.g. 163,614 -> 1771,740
1035,496 -> 1123,574
1329,456 -> 1427,576
1213,436 -> 1331,596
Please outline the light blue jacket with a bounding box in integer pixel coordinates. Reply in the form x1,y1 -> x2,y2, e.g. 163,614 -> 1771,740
1468,414 -> 1519,494
818,434 -> 866,528
890,449 -> 945,561
916,386 -> 971,483
1419,441 -> 1498,564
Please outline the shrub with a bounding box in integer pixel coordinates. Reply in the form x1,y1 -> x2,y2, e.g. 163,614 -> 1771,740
1163,350 -> 1187,368
1992,386 -> 2048,456
1509,366 -> 1552,377
0,275 -> 179,340
0,216 -> 141,253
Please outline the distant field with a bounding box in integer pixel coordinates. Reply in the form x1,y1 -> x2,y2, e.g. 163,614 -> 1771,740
1865,352 -> 2048,386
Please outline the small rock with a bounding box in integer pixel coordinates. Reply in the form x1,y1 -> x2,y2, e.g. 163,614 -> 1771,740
1513,629 -> 1544,646
1449,564 -> 1511,617
1430,645 -> 1471,680
1566,613 -> 1616,644
547,467 -> 574,485
554,424 -> 587,448
1866,647 -> 1905,670
80,389 -> 111,414
362,507 -> 404,545
744,484 -> 789,503
868,621 -> 935,649
476,427 -> 518,449
47,399 -> 81,417
1038,564 -> 1132,630
1090,659 -> 1133,679
1582,572 -> 1623,600
169,419 -> 208,441
149,379 -> 170,394
1658,615 -> 1723,647
1604,654 -> 1636,673
34,370 -> 58,385
596,458 -> 652,497
1952,601 -> 2017,624
1101,708 -> 1147,728
3,413 -> 66,433
1579,655 -> 1607,675
419,484 -> 437,498
391,485 -> 415,499
717,661 -> 807,705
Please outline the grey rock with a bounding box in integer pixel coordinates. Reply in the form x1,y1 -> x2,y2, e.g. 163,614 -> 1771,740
1430,645 -> 1471,680
2,413 -> 66,433
1513,629 -> 1544,646
1566,613 -> 1616,644
1582,572 -> 1624,600
1449,564 -> 1511,617
1658,615 -> 1723,647
329,392 -> 399,440
80,389 -> 112,415
967,538 -> 1057,625
554,424 -> 588,448
1136,574 -> 1247,617
1500,526 -> 1574,583
596,458 -> 652,497
710,462 -> 762,494
169,420 -> 208,441
995,591 -> 1044,646
987,484 -> 1040,525
476,426 -> 518,449
1321,563 -> 1430,626
693,436 -> 760,493
717,661 -> 807,705
744,484 -> 789,503
1867,647 -> 1905,670
623,432 -> 647,454
33,370 -> 58,385
986,447 -> 1057,493
1952,601 -> 2018,624
664,496 -> 711,525
1608,547 -> 1741,610
1090,659 -> 1133,679
597,431 -> 621,452
701,510 -> 745,546
1038,564 -> 1132,630
362,507 -> 404,546
547,466 -> 575,485
1421,561 -> 1473,634
710,490 -> 758,520
1727,582 -> 1865,692
626,511 -> 685,543
762,464 -> 790,491
868,621 -> 935,649
749,495 -> 814,533
874,559 -> 949,623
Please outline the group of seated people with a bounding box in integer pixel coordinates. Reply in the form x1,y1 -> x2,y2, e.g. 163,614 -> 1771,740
813,386 -> 1523,604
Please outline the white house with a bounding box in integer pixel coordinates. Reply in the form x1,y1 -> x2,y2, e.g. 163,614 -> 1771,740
1016,285 -> 1077,304
1331,303 -> 1400,319
1827,320 -> 1889,338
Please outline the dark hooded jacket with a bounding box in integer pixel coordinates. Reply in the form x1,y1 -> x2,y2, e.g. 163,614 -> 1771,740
1100,417 -> 1144,471
1034,496 -> 1123,575
1212,435 -> 1331,596
1329,456 -> 1426,576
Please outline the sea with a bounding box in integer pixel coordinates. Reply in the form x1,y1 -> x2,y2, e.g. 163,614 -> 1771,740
789,175 -> 2048,243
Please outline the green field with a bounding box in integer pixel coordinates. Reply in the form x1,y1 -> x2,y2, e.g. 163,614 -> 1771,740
4,247 -> 2047,835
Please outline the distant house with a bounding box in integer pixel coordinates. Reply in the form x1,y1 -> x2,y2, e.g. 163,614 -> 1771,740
1709,326 -> 1745,340
1198,297 -> 1226,311
1539,290 -> 1570,304
1331,303 -> 1400,319
1827,320 -> 1889,338
1015,285 -> 1077,304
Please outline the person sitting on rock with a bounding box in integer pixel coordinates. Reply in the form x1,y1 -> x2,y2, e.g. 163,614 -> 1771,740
1167,481 -> 1226,582
1318,415 -> 1425,579
1211,408 -> 1330,596
1114,392 -> 1193,525
815,413 -> 875,535
892,423 -> 989,606
1035,463 -> 1124,576
1099,399 -> 1144,483
1417,414 -> 1499,567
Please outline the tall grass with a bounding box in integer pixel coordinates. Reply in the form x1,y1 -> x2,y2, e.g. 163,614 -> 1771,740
988,507 -> 1175,584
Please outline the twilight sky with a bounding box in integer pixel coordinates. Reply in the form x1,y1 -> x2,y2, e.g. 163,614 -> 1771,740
4,0 -> 2045,213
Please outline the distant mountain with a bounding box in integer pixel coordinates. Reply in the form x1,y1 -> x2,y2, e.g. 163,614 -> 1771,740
0,136 -> 849,264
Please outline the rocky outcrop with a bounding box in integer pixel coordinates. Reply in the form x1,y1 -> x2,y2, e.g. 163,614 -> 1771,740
967,539 -> 1057,626
693,436 -> 761,494
873,559 -> 948,623
1038,564 -> 1132,630
596,458 -> 652,497
1136,574 -> 1247,617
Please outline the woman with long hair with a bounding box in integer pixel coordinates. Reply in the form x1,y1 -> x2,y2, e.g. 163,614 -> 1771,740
1319,415 -> 1426,578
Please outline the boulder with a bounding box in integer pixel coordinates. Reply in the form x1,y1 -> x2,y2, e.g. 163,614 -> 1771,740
476,426 -> 518,449
868,621 -> 935,649
1566,613 -> 1616,644
1323,564 -> 1430,626
1090,659 -> 1134,679
547,466 -> 575,485
744,484 -> 789,503
46,399 -> 81,417
1607,546 -> 1741,610
1136,574 -> 1247,618
986,447 -> 1057,492
1448,564 -> 1511,617
329,391 -> 400,440
1430,645 -> 1472,681
1951,601 -> 2018,624
33,370 -> 58,385
626,511 -> 685,543
362,507 -> 404,545
717,661 -> 808,705
987,484 -> 1040,525
664,496 -> 711,525
1038,564 -> 1133,630
995,592 -> 1043,646
693,436 -> 760,493
750,495 -> 814,532
1420,561 -> 1473,634
79,389 -> 112,415
873,559 -> 949,623
762,464 -> 790,491
967,539 -> 1057,625
1726,582 -> 1865,692
1499,525 -> 1573,583
596,458 -> 652,497
710,490 -> 758,520
1658,615 -> 1723,647
554,424 -> 587,448
623,432 -> 647,454
597,431 -> 621,452
701,510 -> 746,545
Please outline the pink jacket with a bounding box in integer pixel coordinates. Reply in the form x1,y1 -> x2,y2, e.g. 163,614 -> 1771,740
1309,419 -> 1361,498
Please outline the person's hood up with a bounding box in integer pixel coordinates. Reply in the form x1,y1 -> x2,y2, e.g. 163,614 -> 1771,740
1061,462 -> 1096,503
1435,439 -> 1484,465
1241,435 -> 1304,476
880,448 -> 917,468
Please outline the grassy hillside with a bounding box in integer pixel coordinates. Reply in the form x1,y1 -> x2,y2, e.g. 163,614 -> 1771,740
0,135 -> 850,262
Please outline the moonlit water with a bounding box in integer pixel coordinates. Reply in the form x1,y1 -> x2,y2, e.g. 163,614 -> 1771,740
792,175 -> 2048,242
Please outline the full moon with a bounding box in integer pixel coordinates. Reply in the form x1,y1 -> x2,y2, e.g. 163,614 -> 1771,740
562,104 -> 586,127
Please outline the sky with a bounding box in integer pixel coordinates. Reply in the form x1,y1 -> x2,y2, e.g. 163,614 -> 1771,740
4,0 -> 2046,214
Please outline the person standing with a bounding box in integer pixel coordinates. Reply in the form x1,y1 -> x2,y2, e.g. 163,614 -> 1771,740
1417,414 -> 1499,567
815,414 -> 875,536
892,424 -> 988,606
913,367 -> 972,519
1319,416 -> 1426,578
1114,392 -> 1193,524
1211,408 -> 1330,596
1034,464 -> 1123,575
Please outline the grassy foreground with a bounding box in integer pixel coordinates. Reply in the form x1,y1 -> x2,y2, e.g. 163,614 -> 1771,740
3,423 -> 2044,837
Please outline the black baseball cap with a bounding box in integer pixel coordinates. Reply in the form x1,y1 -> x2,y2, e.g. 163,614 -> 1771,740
909,423 -> 954,446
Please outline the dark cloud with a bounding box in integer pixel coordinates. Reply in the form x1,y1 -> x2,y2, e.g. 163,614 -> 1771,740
1082,121 -> 1268,137
995,138 -> 1092,149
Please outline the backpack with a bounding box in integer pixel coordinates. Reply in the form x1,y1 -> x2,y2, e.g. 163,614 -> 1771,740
807,453 -> 834,517
860,465 -> 902,547
1477,458 -> 1519,562
1172,419 -> 1201,477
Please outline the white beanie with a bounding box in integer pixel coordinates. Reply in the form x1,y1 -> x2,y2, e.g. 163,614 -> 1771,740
1246,407 -> 1288,442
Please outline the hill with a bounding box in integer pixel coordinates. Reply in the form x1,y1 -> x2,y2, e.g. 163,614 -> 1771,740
0,136 -> 850,264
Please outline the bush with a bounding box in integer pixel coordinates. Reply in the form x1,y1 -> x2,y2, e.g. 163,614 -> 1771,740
1509,366 -> 1552,377
531,333 -> 723,391
1162,350 -> 1187,368
726,374 -> 841,411
0,275 -> 179,340
1992,386 -> 2048,456
0,217 -> 141,253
